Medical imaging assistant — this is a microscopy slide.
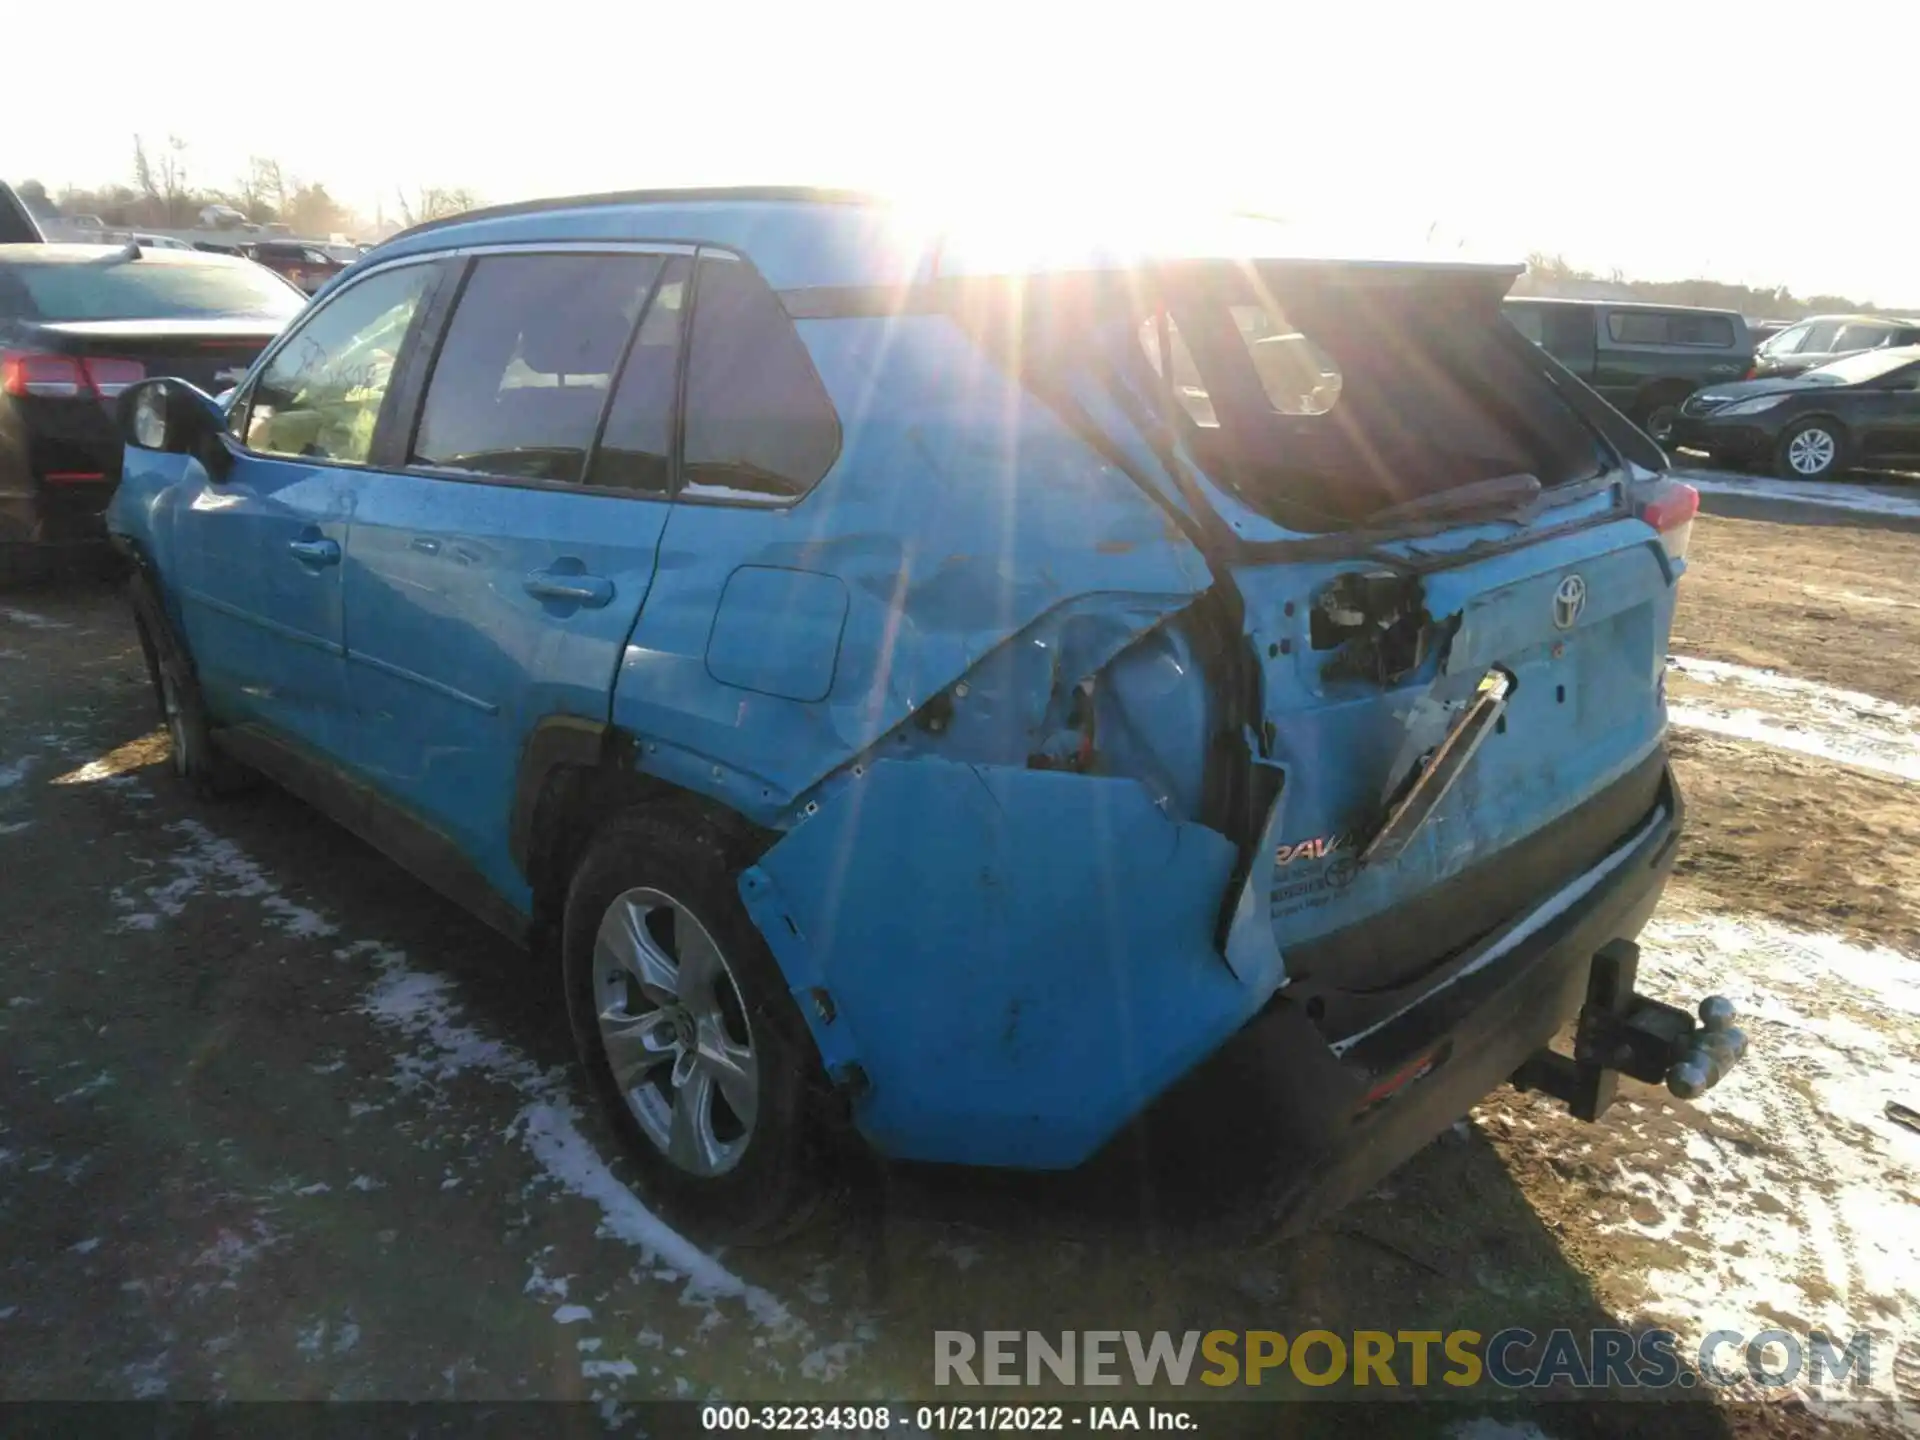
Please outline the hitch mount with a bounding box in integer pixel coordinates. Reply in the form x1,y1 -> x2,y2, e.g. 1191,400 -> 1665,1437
1512,939 -> 1746,1122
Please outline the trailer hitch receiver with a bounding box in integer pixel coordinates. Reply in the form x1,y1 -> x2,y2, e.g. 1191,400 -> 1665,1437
1512,939 -> 1746,1122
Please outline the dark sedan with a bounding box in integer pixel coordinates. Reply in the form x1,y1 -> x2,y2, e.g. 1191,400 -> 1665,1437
1,243 -> 306,579
1669,345 -> 1920,480
242,240 -> 351,295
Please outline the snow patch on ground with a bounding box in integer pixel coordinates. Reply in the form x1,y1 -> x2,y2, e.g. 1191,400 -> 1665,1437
516,1102 -> 794,1331
0,755 -> 36,789
1667,655 -> 1920,783
0,608 -> 70,630
1679,468 -> 1920,522
1608,910 -> 1920,1410
350,937 -> 797,1331
192,1220 -> 282,1297
122,1354 -> 170,1398
110,820 -> 338,935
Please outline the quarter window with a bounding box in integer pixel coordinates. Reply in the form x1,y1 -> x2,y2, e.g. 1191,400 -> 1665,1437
1833,322 -> 1890,352
681,254 -> 840,499
242,262 -> 434,464
412,253 -> 663,483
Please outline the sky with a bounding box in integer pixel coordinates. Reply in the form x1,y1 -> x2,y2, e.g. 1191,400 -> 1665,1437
11,0 -> 1918,303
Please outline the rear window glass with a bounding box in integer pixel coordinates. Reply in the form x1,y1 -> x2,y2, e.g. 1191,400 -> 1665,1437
412,253 -> 663,483
1667,313 -> 1736,347
1140,307 -> 1341,420
1607,310 -> 1735,347
1504,305 -> 1546,345
2,257 -> 307,323
1092,281 -> 1606,531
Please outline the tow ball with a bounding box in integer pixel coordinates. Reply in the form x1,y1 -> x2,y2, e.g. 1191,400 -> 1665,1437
1512,938 -> 1747,1122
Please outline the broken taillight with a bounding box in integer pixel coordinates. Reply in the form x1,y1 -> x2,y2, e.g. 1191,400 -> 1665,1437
1638,480 -> 1699,565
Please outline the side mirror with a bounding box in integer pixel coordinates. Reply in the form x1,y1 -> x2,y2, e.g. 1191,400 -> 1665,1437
118,376 -> 226,455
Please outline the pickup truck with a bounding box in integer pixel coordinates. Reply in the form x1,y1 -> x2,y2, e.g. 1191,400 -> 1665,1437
1504,297 -> 1753,447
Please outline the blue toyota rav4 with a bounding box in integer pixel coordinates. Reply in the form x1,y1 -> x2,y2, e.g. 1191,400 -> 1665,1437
106,188 -> 1744,1241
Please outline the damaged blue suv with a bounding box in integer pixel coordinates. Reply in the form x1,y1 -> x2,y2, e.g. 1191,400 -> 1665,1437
106,188 -> 1744,1241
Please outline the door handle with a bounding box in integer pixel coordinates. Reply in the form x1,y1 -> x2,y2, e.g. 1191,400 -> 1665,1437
288,537 -> 341,566
523,570 -> 613,608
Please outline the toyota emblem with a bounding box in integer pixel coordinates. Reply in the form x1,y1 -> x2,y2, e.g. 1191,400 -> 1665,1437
1553,574 -> 1587,630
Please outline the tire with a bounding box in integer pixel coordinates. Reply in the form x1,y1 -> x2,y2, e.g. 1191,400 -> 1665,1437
561,803 -> 836,1244
127,582 -> 250,798
1775,417 -> 1847,481
1639,399 -> 1683,448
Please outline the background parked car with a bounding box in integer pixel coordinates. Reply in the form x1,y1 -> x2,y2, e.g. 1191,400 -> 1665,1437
1503,297 -> 1752,446
0,242 -> 305,579
1748,313 -> 1920,379
242,240 -> 349,294
1669,344 -> 1920,480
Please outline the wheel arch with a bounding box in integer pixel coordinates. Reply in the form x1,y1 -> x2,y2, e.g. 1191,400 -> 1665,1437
512,717 -> 777,942
1633,376 -> 1699,417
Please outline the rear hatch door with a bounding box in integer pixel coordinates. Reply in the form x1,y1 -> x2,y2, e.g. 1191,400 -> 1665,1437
1048,259 -> 1685,1035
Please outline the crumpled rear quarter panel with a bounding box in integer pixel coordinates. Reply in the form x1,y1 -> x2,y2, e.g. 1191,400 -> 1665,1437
739,758 -> 1274,1168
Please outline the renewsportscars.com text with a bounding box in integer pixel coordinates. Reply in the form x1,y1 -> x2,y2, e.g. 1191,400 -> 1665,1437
933,1329 -> 1880,1392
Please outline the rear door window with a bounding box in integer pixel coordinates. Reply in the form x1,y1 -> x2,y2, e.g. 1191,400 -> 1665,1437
242,262 -> 434,464
411,252 -> 662,483
1800,320 -> 1843,354
586,257 -> 690,494
680,253 -> 841,500
1760,321 -> 1811,356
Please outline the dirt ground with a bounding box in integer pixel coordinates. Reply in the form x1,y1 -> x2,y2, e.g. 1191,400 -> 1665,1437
1,502 -> 1917,1438
1665,514 -> 1920,954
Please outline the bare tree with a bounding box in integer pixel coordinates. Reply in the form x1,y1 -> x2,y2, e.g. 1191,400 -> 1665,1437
232,156 -> 288,224
132,134 -> 193,226
395,185 -> 481,228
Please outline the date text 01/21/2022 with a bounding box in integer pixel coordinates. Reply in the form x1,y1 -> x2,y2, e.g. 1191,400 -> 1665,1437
699,1405 -> 1198,1431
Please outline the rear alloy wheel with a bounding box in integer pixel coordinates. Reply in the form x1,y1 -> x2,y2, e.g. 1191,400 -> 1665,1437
1776,419 -> 1845,480
561,806 -> 834,1243
591,886 -> 760,1178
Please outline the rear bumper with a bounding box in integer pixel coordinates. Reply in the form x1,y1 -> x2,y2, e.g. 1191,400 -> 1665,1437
1128,763 -> 1686,1238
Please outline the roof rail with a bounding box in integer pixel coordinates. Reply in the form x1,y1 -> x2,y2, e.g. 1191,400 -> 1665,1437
386,184 -> 890,246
